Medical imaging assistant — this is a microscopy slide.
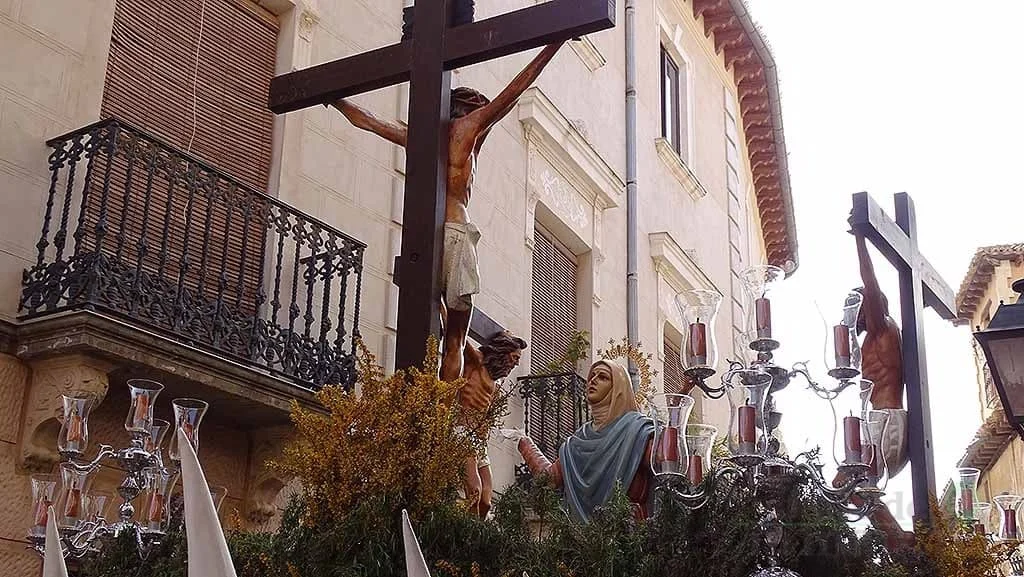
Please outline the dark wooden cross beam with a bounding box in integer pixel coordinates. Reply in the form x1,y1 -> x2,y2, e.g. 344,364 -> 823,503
268,0 -> 615,372
850,192 -> 956,526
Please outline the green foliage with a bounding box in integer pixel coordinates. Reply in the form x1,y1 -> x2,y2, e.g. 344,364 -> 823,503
542,331 -> 590,375
84,473 -> 919,577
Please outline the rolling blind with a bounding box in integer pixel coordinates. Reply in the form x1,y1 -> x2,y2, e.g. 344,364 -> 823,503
85,0 -> 279,314
530,228 -> 579,373
101,0 -> 278,191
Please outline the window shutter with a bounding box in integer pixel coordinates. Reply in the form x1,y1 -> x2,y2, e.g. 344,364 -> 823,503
530,228 -> 579,373
101,0 -> 278,191
83,0 -> 279,314
664,335 -> 685,395
528,228 -> 581,460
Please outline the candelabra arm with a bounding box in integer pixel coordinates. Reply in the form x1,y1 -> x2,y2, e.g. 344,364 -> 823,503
65,444 -> 116,472
795,462 -> 864,505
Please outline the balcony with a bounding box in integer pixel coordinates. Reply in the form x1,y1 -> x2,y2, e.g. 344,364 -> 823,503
20,118 -> 364,392
517,372 -> 590,462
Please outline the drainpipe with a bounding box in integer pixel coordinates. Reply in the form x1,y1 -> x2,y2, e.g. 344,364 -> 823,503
624,0 -> 640,388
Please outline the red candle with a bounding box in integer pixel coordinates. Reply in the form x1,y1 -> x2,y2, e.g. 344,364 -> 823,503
738,405 -> 757,453
862,444 -> 880,477
133,394 -> 150,429
833,324 -> 851,367
34,499 -> 51,527
688,455 -> 704,485
755,297 -> 772,339
975,522 -> 987,536
1005,508 -> 1018,540
148,492 -> 165,523
657,426 -> 681,466
961,491 -> 974,518
64,488 -> 81,518
843,415 -> 862,464
688,322 -> 707,365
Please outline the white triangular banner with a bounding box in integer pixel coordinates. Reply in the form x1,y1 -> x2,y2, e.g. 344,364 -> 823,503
42,506 -> 69,577
179,428 -> 237,577
402,509 -> 431,577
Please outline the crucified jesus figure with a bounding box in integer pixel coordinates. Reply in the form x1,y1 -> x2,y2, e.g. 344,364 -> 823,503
331,42 -> 565,382
854,231 -> 909,477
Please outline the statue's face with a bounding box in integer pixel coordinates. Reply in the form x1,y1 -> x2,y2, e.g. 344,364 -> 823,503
586,364 -> 614,405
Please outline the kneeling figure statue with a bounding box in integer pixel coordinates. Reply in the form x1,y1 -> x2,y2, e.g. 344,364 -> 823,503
518,359 -> 656,522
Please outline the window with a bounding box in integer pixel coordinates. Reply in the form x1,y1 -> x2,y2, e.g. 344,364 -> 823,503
660,46 -> 682,156
527,227 -> 583,459
530,227 -> 580,372
664,333 -> 701,422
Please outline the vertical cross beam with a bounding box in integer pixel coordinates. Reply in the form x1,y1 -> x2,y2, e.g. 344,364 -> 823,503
395,0 -> 454,372
894,192 -> 936,525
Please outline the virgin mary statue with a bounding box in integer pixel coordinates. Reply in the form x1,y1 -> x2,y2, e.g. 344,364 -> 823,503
518,359 -> 656,522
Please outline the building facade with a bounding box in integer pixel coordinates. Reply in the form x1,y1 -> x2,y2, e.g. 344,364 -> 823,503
0,0 -> 797,573
947,244 -> 1024,525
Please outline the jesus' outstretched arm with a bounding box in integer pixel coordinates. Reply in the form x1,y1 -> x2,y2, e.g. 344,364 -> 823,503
329,98 -> 408,147
465,41 -> 566,133
855,233 -> 887,334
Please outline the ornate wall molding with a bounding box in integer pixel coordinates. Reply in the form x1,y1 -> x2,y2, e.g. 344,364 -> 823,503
518,87 -> 623,210
655,137 -> 708,201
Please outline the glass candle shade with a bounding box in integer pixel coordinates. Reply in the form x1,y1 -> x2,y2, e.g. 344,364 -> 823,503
210,485 -> 228,513
144,418 -> 172,464
142,467 -> 178,533
649,393 -> 695,478
725,369 -> 772,456
83,491 -> 112,523
168,398 -> 209,462
58,462 -> 93,529
738,265 -> 784,350
125,379 -> 164,436
29,474 -> 58,538
684,424 -> 717,485
859,380 -> 874,415
58,392 -> 95,458
994,494 -> 1024,541
974,502 -> 993,536
824,292 -> 863,382
955,468 -> 981,521
675,289 -> 722,380
861,410 -> 889,488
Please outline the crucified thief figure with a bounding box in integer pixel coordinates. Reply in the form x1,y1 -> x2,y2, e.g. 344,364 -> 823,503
854,232 -> 909,477
330,42 -> 566,383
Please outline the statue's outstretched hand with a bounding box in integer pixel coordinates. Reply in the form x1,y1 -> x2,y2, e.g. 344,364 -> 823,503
497,428 -> 527,442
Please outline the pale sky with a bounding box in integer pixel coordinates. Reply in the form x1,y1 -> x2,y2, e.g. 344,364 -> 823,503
744,0 -> 1024,527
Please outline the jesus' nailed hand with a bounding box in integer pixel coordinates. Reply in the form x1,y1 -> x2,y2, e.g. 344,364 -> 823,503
327,42 -> 566,383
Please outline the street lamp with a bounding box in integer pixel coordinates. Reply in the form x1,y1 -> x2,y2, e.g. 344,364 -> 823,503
973,279 -> 1024,439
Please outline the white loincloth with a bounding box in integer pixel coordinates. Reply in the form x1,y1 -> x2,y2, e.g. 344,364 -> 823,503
878,408 -> 909,478
442,222 -> 482,312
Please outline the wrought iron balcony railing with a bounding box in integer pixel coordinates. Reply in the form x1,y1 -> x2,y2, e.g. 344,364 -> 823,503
21,118 -> 365,391
518,371 -> 589,461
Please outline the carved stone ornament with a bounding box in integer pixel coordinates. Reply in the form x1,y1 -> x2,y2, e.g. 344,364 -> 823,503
245,424 -> 295,525
19,355 -> 113,473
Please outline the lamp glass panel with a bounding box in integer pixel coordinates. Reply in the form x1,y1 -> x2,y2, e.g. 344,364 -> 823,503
989,337 -> 1024,416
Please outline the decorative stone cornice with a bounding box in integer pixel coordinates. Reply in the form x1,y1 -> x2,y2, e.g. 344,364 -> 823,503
690,0 -> 798,274
11,310 -> 316,423
655,138 -> 709,201
649,231 -> 719,294
955,243 -> 1024,324
518,87 -> 624,210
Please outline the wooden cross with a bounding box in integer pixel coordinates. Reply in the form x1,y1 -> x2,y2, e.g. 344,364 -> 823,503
268,0 -> 615,372
850,192 -> 956,525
